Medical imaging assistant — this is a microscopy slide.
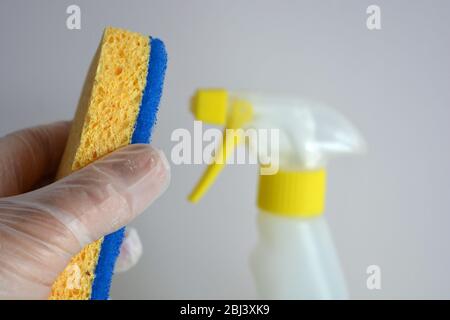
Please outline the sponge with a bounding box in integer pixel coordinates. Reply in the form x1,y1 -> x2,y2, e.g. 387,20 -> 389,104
49,27 -> 167,300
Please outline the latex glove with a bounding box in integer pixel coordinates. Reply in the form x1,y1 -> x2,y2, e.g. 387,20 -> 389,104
115,227 -> 143,273
0,122 -> 170,299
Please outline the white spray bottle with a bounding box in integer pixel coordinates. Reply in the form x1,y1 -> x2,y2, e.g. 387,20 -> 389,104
188,89 -> 366,299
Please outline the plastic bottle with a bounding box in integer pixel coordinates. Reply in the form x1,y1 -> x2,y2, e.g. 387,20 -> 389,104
188,89 -> 366,299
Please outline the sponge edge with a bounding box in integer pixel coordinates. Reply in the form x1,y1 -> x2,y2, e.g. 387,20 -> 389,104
90,37 -> 168,300
49,27 -> 167,300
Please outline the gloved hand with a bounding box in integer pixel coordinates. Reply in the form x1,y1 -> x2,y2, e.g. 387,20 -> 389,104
0,122 -> 170,299
115,227 -> 143,273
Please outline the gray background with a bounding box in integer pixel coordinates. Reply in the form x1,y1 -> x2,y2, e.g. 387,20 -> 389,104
1,0 -> 449,299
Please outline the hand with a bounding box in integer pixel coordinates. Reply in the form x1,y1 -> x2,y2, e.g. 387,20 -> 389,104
114,227 -> 144,274
0,122 -> 170,299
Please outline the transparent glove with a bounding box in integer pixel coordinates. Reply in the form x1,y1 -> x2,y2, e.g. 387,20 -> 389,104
115,227 -> 143,273
0,122 -> 170,299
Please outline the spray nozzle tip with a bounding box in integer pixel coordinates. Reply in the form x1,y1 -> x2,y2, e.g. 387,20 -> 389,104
191,89 -> 228,125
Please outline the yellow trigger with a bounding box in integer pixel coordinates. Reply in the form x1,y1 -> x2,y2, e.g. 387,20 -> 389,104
188,89 -> 253,203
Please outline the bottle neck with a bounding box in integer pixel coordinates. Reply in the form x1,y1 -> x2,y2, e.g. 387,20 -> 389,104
257,169 -> 326,218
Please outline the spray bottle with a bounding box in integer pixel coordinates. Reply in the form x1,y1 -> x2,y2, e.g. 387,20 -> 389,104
188,89 -> 366,299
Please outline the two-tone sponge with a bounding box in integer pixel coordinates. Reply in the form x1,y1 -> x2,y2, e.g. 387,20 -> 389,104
49,27 -> 167,300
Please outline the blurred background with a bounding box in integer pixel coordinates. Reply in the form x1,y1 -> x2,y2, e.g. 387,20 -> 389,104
1,0 -> 450,299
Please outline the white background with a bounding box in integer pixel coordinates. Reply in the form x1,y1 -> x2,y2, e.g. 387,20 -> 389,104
0,0 -> 449,299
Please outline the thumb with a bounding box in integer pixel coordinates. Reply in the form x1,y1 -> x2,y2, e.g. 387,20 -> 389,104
12,144 -> 170,253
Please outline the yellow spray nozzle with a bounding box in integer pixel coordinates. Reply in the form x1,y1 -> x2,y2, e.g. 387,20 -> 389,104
188,89 -> 254,203
191,89 -> 228,125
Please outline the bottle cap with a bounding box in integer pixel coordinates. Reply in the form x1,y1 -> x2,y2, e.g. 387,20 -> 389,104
258,169 -> 326,217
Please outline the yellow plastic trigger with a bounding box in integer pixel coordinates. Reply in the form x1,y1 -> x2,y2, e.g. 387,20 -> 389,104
188,128 -> 239,203
188,97 -> 253,203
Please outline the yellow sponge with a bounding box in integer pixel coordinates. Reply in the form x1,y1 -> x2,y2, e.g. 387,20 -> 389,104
49,26 -> 167,299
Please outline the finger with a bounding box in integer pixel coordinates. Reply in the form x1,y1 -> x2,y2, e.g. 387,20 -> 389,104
114,227 -> 143,273
19,144 -> 170,252
0,121 -> 71,197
